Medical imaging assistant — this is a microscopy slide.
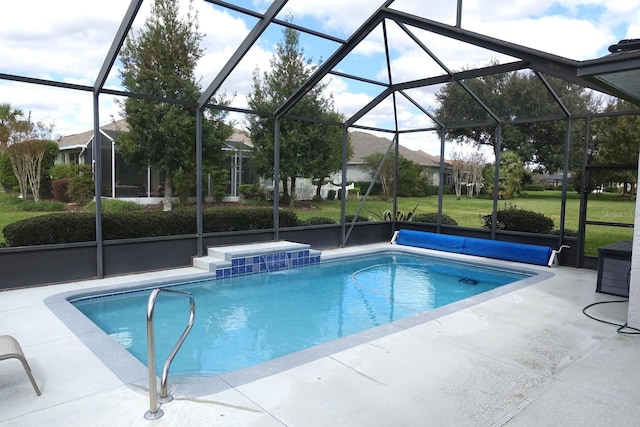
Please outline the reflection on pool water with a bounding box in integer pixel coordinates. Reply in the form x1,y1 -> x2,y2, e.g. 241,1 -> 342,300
72,251 -> 532,377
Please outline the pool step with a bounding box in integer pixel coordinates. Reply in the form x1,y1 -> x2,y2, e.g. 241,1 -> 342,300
192,241 -> 321,279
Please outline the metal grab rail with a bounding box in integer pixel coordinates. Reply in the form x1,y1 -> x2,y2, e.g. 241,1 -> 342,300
144,288 -> 195,420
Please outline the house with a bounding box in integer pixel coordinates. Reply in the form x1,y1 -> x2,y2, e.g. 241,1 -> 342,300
532,172 -> 573,190
56,121 -> 255,202
221,129 -> 255,200
330,130 -> 451,187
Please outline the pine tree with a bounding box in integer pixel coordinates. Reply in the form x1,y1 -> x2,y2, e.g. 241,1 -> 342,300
247,21 -> 347,206
118,0 -> 230,211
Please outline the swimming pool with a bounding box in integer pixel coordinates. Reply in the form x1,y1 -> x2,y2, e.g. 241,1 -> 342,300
70,250 -> 535,379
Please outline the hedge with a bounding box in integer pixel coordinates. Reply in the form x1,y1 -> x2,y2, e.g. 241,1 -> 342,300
412,212 -> 458,226
522,184 -> 544,191
2,207 -> 299,246
299,217 -> 337,226
481,207 -> 554,234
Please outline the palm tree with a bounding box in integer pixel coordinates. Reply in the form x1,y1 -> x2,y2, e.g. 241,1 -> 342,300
0,103 -> 24,153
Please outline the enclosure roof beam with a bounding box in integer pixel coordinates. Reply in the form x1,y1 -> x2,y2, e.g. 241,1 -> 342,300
198,0 -> 289,107
389,60 -> 528,93
380,8 -> 620,95
274,2 -> 396,118
345,87 -> 393,127
398,90 -> 443,128
94,0 -> 143,94
204,0 -> 346,44
536,71 -> 571,117
0,73 -> 92,92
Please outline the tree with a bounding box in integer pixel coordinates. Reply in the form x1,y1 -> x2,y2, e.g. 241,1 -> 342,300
450,151 -> 466,199
482,150 -> 525,199
397,156 -> 429,197
306,112 -> 352,196
435,67 -> 599,172
450,150 -> 486,199
7,140 -> 50,201
361,152 -> 395,200
247,21 -> 346,206
0,153 -> 17,193
589,99 -> 640,196
4,114 -> 57,201
0,103 -> 24,153
467,150 -> 486,196
360,153 -> 428,200
1,104 -> 26,192
118,0 -> 231,211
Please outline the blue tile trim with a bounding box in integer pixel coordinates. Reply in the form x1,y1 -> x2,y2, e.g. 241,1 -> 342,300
214,249 -> 321,279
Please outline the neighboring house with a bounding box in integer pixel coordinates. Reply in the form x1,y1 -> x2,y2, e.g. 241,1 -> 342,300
532,172 -> 573,190
330,130 -> 451,187
57,124 -> 448,202
221,129 -> 255,199
56,121 -> 255,202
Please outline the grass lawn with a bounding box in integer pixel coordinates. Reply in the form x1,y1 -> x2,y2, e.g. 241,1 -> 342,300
0,194 -> 56,245
1,191 -> 633,256
293,191 -> 634,256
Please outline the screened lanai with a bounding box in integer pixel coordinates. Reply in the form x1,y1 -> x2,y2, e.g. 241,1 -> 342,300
2,0 -> 640,325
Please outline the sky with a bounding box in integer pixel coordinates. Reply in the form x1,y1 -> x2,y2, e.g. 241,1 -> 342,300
1,0 -> 639,156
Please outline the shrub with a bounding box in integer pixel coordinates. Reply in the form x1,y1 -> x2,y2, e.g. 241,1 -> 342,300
50,164 -> 74,180
299,217 -> 337,226
85,199 -> 144,213
241,198 -> 270,207
327,189 -> 336,201
550,228 -> 578,237
353,181 -> 381,196
345,214 -> 371,222
3,213 -> 96,246
239,184 -> 264,200
605,186 -> 620,194
481,205 -> 554,234
16,200 -> 65,212
0,152 -> 18,193
53,178 -> 71,202
522,184 -> 544,191
412,212 -> 458,226
51,164 -> 94,204
203,207 -> 298,232
2,207 -> 300,246
0,194 -> 23,205
68,165 -> 95,204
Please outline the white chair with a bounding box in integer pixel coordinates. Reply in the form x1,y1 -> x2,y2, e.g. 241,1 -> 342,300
0,335 -> 41,396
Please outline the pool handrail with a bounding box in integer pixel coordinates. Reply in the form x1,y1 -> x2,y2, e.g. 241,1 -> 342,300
144,288 -> 195,421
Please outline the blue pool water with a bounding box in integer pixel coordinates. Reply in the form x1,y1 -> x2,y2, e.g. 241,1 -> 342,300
72,252 -> 530,377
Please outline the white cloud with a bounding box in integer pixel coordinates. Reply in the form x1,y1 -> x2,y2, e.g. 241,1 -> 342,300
465,15 -> 613,59
1,0 -> 130,80
1,0 -> 637,149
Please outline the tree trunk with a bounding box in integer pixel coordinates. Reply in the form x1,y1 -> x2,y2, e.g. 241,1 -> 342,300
280,177 -> 289,206
163,170 -> 173,212
289,176 -> 296,207
7,148 -> 28,199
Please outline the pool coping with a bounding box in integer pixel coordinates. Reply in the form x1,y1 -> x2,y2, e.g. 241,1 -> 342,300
43,243 -> 554,398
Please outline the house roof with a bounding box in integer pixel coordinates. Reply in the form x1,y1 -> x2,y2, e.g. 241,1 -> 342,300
57,119 -> 128,150
58,120 -> 249,152
225,129 -> 253,151
349,131 -> 444,168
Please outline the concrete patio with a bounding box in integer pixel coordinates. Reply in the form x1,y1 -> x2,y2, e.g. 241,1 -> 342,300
1,247 -> 639,426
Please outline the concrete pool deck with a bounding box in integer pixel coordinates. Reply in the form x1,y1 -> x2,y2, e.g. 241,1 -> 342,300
1,244 -> 639,426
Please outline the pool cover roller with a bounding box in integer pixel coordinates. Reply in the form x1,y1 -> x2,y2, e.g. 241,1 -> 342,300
393,229 -> 554,266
